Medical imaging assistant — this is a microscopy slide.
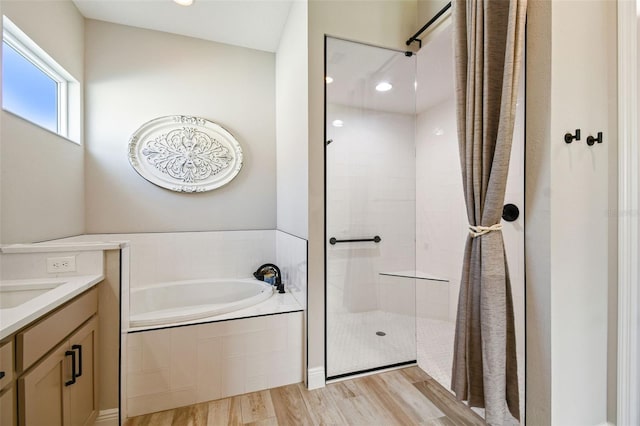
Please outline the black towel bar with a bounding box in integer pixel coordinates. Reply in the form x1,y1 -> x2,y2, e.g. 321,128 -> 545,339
329,236 -> 381,245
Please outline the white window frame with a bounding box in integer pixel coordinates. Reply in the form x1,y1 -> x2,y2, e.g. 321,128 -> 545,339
2,16 -> 79,143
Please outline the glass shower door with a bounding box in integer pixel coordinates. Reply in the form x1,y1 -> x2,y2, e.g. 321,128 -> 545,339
325,37 -> 417,379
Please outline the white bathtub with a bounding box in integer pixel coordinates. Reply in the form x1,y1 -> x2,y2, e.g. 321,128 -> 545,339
129,278 -> 274,327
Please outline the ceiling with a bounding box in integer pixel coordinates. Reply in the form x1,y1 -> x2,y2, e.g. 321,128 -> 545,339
326,25 -> 454,116
72,0 -> 294,53
326,37 -> 417,115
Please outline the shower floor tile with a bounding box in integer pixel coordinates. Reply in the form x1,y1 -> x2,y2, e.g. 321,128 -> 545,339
327,311 -> 524,422
416,316 -> 455,389
327,310 -> 416,377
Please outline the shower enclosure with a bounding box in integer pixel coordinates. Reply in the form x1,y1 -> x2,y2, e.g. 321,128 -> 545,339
325,23 -> 525,410
325,37 -> 418,379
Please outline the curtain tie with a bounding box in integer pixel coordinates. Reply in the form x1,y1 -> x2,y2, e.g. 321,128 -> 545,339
468,223 -> 503,238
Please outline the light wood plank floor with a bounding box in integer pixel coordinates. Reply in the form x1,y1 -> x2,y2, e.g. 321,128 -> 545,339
125,366 -> 485,425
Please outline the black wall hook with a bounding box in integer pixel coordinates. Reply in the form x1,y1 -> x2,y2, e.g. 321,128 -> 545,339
587,132 -> 603,146
564,129 -> 581,143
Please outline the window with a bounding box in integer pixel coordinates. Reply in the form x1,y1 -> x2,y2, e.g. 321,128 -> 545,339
2,16 -> 79,142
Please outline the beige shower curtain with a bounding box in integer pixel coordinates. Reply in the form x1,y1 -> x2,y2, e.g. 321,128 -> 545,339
450,0 -> 527,424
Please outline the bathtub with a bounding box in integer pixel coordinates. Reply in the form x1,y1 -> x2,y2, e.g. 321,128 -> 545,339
129,278 -> 274,327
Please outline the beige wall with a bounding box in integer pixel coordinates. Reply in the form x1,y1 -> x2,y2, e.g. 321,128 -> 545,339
417,0 -> 450,33
0,0 -> 85,244
525,2 -> 552,423
276,0 -> 309,239
84,20 -> 276,234
306,0 -> 417,375
526,0 -> 617,424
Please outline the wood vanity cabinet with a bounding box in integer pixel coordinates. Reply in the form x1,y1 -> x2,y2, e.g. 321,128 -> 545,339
0,340 -> 16,426
15,288 -> 99,426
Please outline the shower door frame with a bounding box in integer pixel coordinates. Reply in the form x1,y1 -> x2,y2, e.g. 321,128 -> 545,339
323,35 -> 418,382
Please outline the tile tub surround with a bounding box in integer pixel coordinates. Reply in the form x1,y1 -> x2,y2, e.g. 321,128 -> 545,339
55,230 -> 307,290
125,311 -> 304,418
276,231 -> 307,309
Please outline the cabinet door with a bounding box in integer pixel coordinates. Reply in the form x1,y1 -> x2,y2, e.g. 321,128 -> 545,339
19,342 -> 70,426
0,385 -> 16,426
67,317 -> 98,426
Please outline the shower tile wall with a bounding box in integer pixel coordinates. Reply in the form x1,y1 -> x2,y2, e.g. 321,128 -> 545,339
327,104 -> 416,316
276,231 -> 307,309
416,98 -> 465,322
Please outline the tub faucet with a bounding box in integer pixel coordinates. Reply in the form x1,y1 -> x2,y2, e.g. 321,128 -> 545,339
253,263 -> 285,293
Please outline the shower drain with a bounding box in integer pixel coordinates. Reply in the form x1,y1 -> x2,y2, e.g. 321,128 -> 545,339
376,331 -> 386,336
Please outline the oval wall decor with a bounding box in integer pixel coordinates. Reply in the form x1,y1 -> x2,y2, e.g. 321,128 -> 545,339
128,115 -> 243,193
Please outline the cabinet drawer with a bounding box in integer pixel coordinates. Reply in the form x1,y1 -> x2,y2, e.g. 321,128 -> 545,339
16,288 -> 97,372
0,340 -> 13,391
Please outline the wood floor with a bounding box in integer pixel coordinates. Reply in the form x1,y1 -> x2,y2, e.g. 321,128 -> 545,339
125,366 -> 485,426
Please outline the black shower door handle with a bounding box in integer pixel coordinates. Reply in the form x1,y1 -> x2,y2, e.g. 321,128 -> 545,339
329,236 -> 381,245
502,204 -> 520,222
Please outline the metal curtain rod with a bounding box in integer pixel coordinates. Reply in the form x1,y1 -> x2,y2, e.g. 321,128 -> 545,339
405,2 -> 452,48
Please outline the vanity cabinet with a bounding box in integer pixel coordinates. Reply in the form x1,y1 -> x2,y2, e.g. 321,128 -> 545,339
1,339 -> 16,425
0,386 -> 15,426
16,288 -> 99,426
19,317 -> 97,426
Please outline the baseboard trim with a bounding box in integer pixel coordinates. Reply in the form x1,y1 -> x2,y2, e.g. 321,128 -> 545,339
307,367 -> 325,390
94,408 -> 119,426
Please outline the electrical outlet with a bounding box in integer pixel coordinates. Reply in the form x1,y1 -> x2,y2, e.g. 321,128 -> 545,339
47,256 -> 76,273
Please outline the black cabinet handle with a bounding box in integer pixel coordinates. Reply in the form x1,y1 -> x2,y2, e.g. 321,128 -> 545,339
0,371 -> 5,380
72,344 -> 82,377
64,350 -> 76,386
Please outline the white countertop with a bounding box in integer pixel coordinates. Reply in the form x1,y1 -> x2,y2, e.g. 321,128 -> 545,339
1,241 -> 128,254
0,274 -> 104,340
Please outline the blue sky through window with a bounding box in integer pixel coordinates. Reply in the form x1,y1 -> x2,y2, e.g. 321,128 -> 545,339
2,40 -> 58,132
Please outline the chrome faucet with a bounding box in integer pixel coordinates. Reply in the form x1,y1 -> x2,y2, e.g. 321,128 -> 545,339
253,263 -> 285,293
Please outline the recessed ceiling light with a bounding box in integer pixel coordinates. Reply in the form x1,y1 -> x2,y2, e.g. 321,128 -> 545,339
174,0 -> 194,6
433,127 -> 444,136
332,119 -> 344,128
325,76 -> 334,84
375,82 -> 393,92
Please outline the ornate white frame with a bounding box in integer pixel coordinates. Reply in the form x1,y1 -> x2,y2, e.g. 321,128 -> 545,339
617,1 -> 639,424
128,115 -> 243,193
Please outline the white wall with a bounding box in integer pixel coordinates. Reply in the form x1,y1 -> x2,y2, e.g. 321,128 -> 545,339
0,0 -> 85,244
276,0 -> 308,240
84,20 -> 276,234
526,1 -> 617,424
